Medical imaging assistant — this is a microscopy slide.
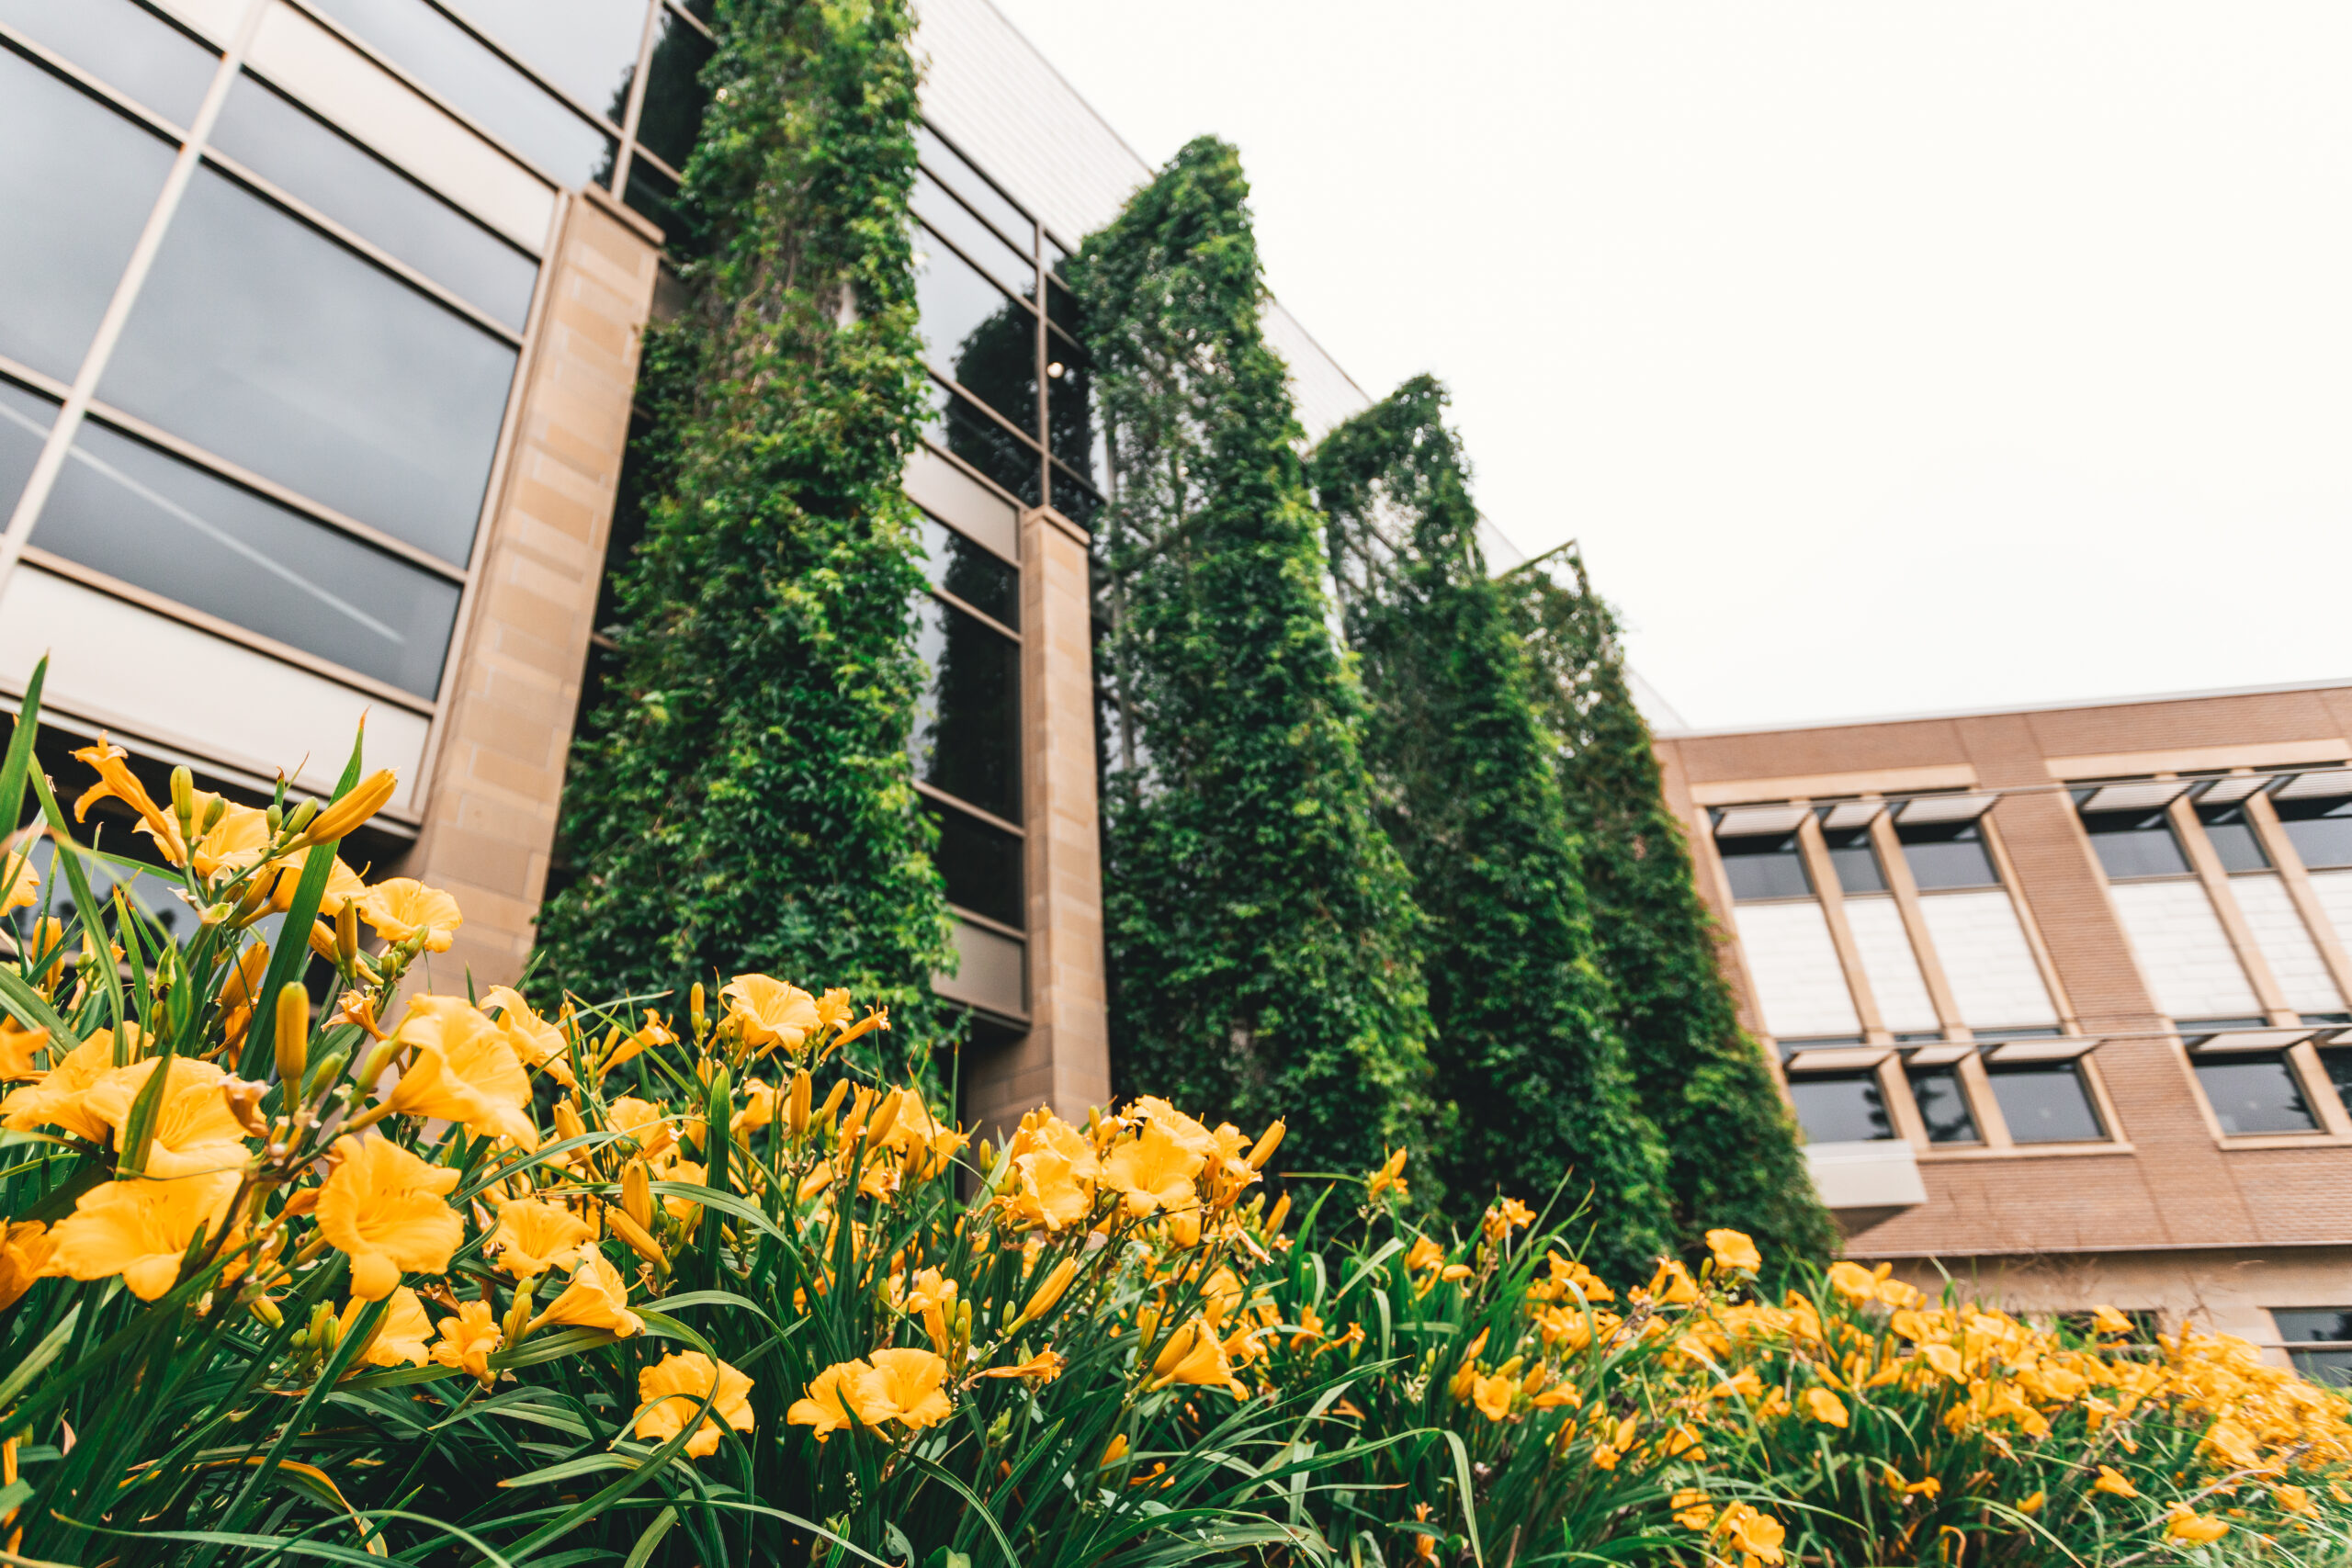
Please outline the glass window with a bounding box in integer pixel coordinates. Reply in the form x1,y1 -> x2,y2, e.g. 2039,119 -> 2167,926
632,6 -> 711,171
1717,830 -> 1810,901
2318,1043 -> 2352,1107
915,124 -> 1032,258
307,0 -> 616,186
100,164 -> 519,566
1985,1063 -> 2104,1144
0,52 -> 177,382
925,796 -> 1021,928
1821,823 -> 1884,894
32,417 -> 462,695
910,595 -> 1020,823
1897,819 -> 2000,890
2277,795 -> 2352,871
2193,1054 -> 2318,1136
1045,274 -> 1079,336
1045,328 -> 1093,481
0,379 -> 57,518
207,75 -> 539,330
913,169 -> 1034,297
620,156 -> 687,249
443,0 -> 647,122
2273,1309 -> 2352,1386
2080,807 -> 2189,879
1786,1072 -> 1893,1144
1048,467 -> 1102,530
1907,1066 -> 1979,1143
2196,803 -> 2270,873
914,227 -> 1037,435
0,0 -> 217,126
924,382 -> 1041,507
917,513 -> 1016,629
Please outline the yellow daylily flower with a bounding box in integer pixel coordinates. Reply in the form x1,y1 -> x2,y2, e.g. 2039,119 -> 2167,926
1471,1371 -> 1516,1421
2166,1510 -> 2228,1545
635,1351 -> 755,1458
339,1285 -> 434,1368
0,1020 -> 51,1082
526,1253 -> 644,1337
266,854 -> 369,917
382,997 -> 537,1149
974,1349 -> 1065,1383
788,1358 -> 895,1440
721,974 -> 820,1053
0,1220 -> 57,1310
2092,1465 -> 2138,1498
0,1029 -> 140,1144
481,986 -> 574,1087
48,1169 -> 240,1301
430,1300 -> 503,1384
85,1056 -> 254,1178
1149,1316 -> 1243,1395
481,1197 -> 593,1280
356,878 -> 461,953
72,737 -> 185,864
317,1134 -> 462,1300
1802,1387 -> 1849,1427
0,849 -> 37,915
1721,1503 -> 1786,1565
188,803 -> 275,880
1125,1096 -> 1218,1158
868,1347 -> 953,1430
292,770 -> 398,850
1404,1237 -> 1444,1274
1706,1228 -> 1763,1273
1365,1147 -> 1408,1201
1102,1122 -> 1205,1218
1644,1258 -> 1700,1306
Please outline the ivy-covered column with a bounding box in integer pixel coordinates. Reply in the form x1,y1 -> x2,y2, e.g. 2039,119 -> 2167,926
1317,377 -> 1675,1274
532,0 -> 953,1050
1075,139 -> 1436,1180
1510,556 -> 1838,1264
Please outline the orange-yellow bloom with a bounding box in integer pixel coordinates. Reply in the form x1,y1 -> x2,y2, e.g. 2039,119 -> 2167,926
0,1030 -> 138,1144
975,1349 -> 1065,1383
482,987 -> 575,1089
1366,1147 -> 1408,1201
49,1170 -> 239,1300
1102,1122 -> 1205,1217
340,1285 -> 434,1368
1645,1258 -> 1700,1305
2166,1511 -> 2227,1545
85,1056 -> 253,1178
721,974 -> 820,1052
0,1020 -> 49,1082
1826,1259 -> 1881,1304
0,1220 -> 57,1310
0,850 -> 37,915
431,1300 -> 503,1384
526,1253 -> 644,1337
1405,1237 -> 1445,1274
868,1348 -> 954,1429
1721,1503 -> 1786,1564
1150,1316 -> 1243,1395
787,1348 -> 952,1439
1471,1371 -> 1516,1422
295,770 -> 399,849
1802,1387 -> 1849,1427
1707,1228 -> 1763,1273
317,1134 -> 461,1300
636,1351 -> 755,1458
356,878 -> 461,952
383,997 -> 537,1148
2092,1466 -> 2138,1498
72,738 -> 185,863
482,1197 -> 592,1280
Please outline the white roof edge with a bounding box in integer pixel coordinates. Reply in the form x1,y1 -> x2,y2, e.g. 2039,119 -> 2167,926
1663,675 -> 2352,742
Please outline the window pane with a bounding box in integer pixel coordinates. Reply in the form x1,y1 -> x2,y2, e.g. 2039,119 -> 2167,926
924,381 -> 1040,507
1048,466 -> 1102,530
1908,1067 -> 1979,1143
1986,1064 -> 2104,1144
913,169 -> 1033,296
2290,1349 -> 2352,1386
0,53 -> 177,381
2278,796 -> 2352,871
1045,328 -> 1093,481
925,797 -> 1021,928
0,379 -> 57,518
2320,1045 -> 2352,1105
1822,824 -> 1884,894
2194,1055 -> 2318,1136
917,514 -> 1016,629
0,0 -> 216,125
633,6 -> 711,170
2081,807 -> 2188,879
915,124 -> 1031,258
308,0 -> 616,185
1898,820 -> 1999,890
914,227 -> 1037,434
100,165 -> 518,566
208,75 -> 538,330
1718,832 -> 1810,901
444,0 -> 646,121
1786,1073 -> 1893,1143
2195,804 -> 2270,873
32,418 -> 461,695
620,155 -> 687,249
911,594 -> 1020,822
2273,1308 -> 2352,1343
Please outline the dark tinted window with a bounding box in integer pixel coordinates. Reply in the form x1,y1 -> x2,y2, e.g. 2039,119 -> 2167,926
1908,1067 -> 1978,1143
2194,1055 -> 2317,1136
0,54 -> 177,381
925,797 -> 1021,928
33,418 -> 462,694
915,124 -> 1031,258
0,380 -> 56,517
1786,1073 -> 1893,1143
2278,795 -> 2352,871
1045,329 -> 1093,479
911,596 -> 1020,822
633,6 -> 712,170
2080,807 -> 2188,879
925,381 -> 1041,507
1048,468 -> 1102,530
1897,820 -> 1999,890
445,0 -> 646,119
100,165 -> 518,564
2273,1309 -> 2352,1386
1718,831 -> 1810,901
0,0 -> 216,124
917,513 -> 1016,629
309,0 -> 616,185
914,229 -> 1036,434
620,156 -> 686,248
913,169 -> 1034,295
1821,824 -> 1884,894
2196,804 -> 2269,873
1986,1063 -> 2104,1144
208,76 -> 538,330
2321,1044 -> 2352,1106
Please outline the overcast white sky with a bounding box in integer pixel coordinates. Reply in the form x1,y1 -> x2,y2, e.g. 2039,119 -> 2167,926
988,0 -> 2352,731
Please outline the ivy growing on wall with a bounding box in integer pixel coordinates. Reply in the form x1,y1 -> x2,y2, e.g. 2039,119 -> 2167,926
533,0 -> 954,1055
1509,554 -> 1839,1264
1074,138 -> 1438,1182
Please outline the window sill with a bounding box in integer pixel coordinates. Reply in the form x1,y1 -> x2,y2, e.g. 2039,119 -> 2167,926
1917,1141 -> 2134,1161
2216,1132 -> 2352,1153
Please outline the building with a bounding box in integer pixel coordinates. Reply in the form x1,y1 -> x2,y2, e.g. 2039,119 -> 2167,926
1660,682 -> 2352,1373
0,0 -> 1383,1139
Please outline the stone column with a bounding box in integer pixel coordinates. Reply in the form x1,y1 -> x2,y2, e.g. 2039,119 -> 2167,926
400,189 -> 661,986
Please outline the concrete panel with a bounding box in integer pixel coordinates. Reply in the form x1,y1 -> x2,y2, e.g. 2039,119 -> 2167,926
1730,901 -> 1859,1038
1846,895 -> 1939,1032
1919,889 -> 2060,1028
2108,880 -> 2262,1021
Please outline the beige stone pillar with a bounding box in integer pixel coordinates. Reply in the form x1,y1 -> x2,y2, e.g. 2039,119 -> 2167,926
401,189 -> 661,986
963,503 -> 1110,1134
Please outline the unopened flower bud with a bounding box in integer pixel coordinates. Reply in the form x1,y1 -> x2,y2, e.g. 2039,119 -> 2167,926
294,770 -> 398,849
816,1077 -> 850,1130
606,1206 -> 664,1267
503,1280 -> 537,1347
689,982 -> 707,1036
170,765 -> 194,826
284,798 -> 321,837
302,1048 -> 346,1100
865,1089 -> 902,1147
787,1069 -> 811,1134
622,1161 -> 653,1232
274,985 -> 309,1086
1012,1257 -> 1079,1329
265,804 -> 284,835
1248,1119 -> 1285,1170
552,1100 -> 586,1143
335,902 -> 358,964
356,1036 -> 401,1092
248,1296 -> 284,1329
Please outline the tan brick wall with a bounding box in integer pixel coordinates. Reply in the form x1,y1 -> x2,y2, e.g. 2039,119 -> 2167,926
401,191 -> 660,987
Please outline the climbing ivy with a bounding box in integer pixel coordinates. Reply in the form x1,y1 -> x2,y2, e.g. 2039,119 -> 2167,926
1315,376 -> 1675,1275
1074,138 -> 1438,1182
533,0 -> 953,1058
1508,554 -> 1839,1265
